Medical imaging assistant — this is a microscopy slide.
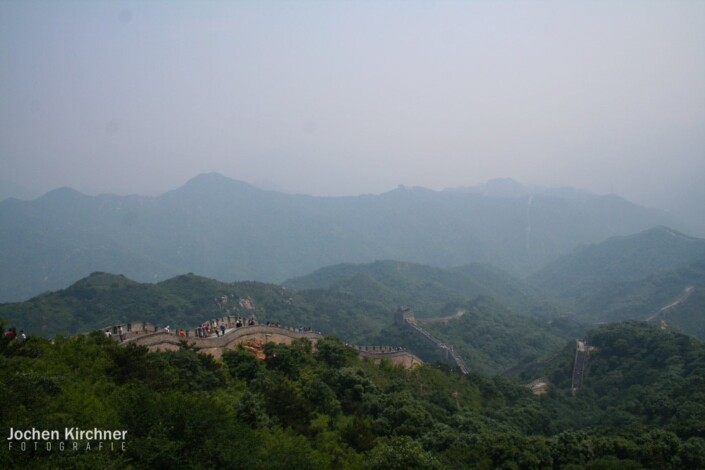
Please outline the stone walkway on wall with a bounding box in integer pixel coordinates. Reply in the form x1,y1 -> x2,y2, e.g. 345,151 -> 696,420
110,319 -> 423,368
399,307 -> 469,374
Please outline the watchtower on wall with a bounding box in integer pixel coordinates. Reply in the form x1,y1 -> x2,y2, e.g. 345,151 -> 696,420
394,306 -> 415,325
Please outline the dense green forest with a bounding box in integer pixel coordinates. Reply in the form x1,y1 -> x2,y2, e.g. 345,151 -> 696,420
2,321 -> 704,469
366,296 -> 583,375
418,297 -> 583,375
283,260 -> 548,316
0,272 -> 386,340
0,263 -> 560,342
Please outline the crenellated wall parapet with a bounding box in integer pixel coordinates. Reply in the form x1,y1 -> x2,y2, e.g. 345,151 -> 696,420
122,324 -> 321,355
112,322 -> 422,367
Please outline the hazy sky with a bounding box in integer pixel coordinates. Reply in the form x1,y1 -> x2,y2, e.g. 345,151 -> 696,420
1,1 -> 703,214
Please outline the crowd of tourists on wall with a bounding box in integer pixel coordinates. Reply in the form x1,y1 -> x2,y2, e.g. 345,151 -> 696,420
195,316 -> 257,338
98,314 -> 322,343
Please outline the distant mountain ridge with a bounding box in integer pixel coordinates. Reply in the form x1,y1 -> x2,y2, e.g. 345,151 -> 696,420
445,177 -> 597,201
0,172 -> 683,302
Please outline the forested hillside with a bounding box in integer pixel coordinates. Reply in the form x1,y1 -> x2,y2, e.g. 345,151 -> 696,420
0,268 -> 579,374
541,322 -> 705,438
2,321 -> 704,469
529,226 -> 705,300
0,261 -> 562,337
0,272 -> 308,337
284,260 -> 549,316
413,297 -> 583,374
556,259 -> 705,329
528,228 -> 705,337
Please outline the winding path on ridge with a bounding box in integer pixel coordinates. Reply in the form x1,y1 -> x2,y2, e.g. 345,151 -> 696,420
415,309 -> 466,324
647,286 -> 695,322
403,309 -> 469,374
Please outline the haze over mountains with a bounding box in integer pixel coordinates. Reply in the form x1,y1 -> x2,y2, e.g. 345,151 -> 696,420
4,221 -> 705,352
0,172 -> 687,303
0,179 -> 40,202
3,3 -> 704,467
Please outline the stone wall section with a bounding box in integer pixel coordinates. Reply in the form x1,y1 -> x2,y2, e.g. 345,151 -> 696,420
116,323 -> 423,367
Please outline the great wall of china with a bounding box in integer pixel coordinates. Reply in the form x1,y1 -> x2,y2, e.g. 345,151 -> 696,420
395,306 -> 470,374
105,307 -> 589,391
571,339 -> 590,393
107,315 -> 423,368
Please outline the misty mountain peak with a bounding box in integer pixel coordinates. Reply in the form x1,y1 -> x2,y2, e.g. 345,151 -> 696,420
184,172 -> 238,187
171,172 -> 260,197
482,178 -> 528,197
444,178 -> 529,198
37,187 -> 89,203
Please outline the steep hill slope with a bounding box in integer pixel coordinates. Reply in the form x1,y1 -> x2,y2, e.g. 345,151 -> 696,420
0,266 -> 580,375
565,259 -> 705,338
529,226 -> 705,299
0,272 -> 299,336
528,228 -> 705,336
0,271 -> 399,340
0,173 -> 682,302
653,282 -> 705,340
368,296 -> 584,375
540,321 -> 705,436
284,260 -> 549,316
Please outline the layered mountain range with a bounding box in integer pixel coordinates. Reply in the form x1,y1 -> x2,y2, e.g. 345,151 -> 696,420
0,173 -> 682,302
3,223 -> 705,377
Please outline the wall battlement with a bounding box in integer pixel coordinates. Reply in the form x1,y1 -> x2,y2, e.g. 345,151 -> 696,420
113,322 -> 423,368
394,305 -> 416,325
